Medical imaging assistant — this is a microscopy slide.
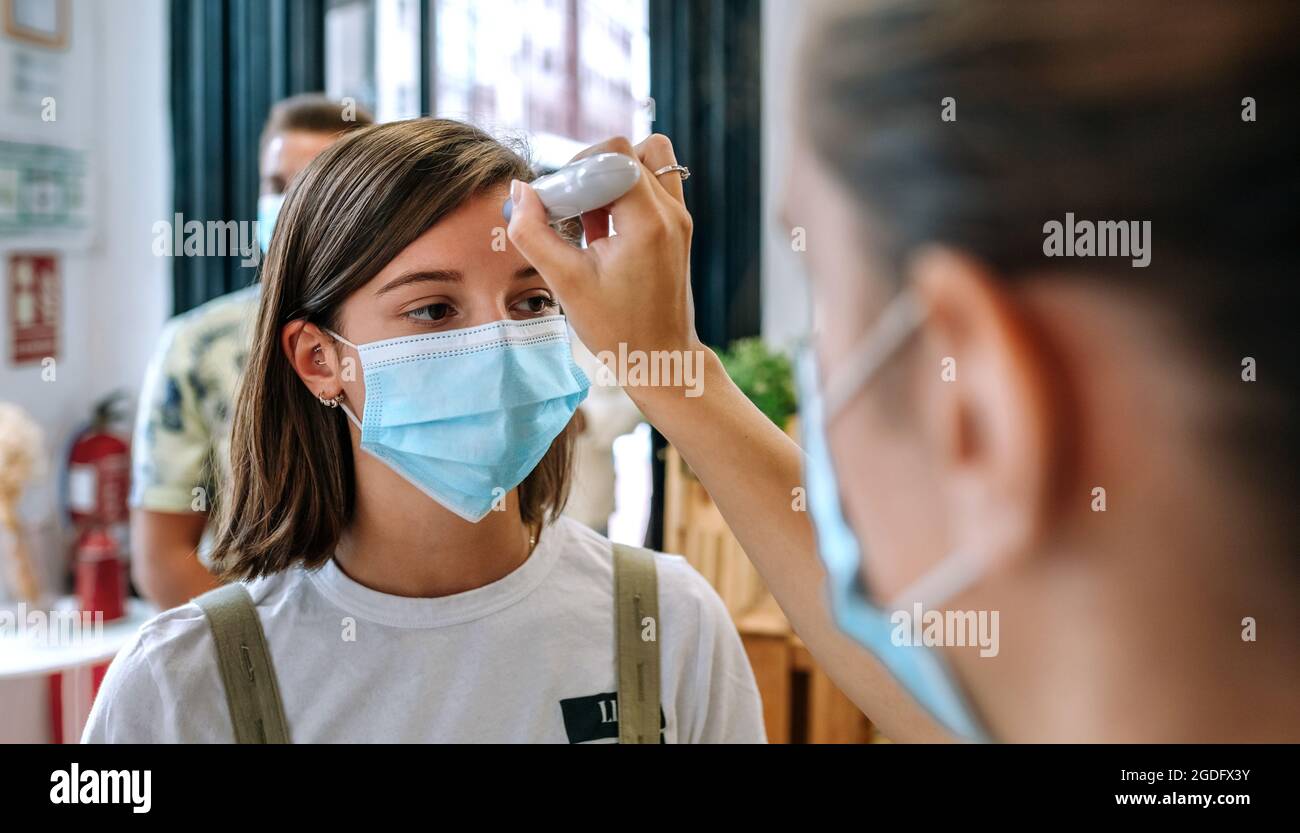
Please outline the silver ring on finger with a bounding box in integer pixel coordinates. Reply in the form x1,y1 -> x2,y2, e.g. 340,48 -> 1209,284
653,164 -> 690,182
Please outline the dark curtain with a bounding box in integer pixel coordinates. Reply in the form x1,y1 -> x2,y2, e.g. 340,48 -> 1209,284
170,0 -> 325,314
644,0 -> 762,548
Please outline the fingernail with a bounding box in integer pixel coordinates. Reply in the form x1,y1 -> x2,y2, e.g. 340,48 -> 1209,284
504,180 -> 523,222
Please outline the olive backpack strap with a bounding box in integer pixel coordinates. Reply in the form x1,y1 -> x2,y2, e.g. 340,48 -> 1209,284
193,583 -> 291,744
613,542 -> 661,744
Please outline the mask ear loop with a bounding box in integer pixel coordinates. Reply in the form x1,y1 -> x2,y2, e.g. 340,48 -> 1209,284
887,551 -> 988,612
819,293 -> 985,613
321,328 -> 364,431
321,327 -> 357,350
821,290 -> 927,422
816,290 -> 985,611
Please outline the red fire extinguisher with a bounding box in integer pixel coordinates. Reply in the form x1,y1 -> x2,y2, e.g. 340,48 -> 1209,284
65,392 -> 131,622
66,391 -> 132,528
74,527 -> 125,623
51,393 -> 133,742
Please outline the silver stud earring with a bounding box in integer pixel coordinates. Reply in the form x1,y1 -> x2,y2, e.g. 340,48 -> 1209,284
317,391 -> 344,408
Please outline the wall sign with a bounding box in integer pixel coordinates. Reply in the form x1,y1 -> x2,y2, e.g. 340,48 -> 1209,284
7,251 -> 58,365
0,141 -> 87,237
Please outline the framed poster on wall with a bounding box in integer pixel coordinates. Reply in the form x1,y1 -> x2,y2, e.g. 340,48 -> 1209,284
0,0 -> 94,250
4,0 -> 70,50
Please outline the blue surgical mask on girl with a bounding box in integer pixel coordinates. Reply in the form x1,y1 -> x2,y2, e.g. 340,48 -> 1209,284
324,316 -> 589,522
796,290 -> 991,742
257,193 -> 285,254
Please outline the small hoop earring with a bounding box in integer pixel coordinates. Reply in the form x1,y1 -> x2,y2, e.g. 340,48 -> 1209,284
317,391 -> 344,408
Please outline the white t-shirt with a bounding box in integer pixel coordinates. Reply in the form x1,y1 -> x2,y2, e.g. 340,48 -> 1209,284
82,517 -> 766,743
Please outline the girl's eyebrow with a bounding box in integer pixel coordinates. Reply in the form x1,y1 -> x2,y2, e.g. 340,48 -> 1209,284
377,269 -> 462,295
378,265 -> 539,296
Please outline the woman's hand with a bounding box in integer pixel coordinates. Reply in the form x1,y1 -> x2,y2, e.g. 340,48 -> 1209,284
507,134 -> 702,399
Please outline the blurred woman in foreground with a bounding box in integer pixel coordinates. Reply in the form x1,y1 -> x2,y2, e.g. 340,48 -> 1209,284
507,0 -> 1300,741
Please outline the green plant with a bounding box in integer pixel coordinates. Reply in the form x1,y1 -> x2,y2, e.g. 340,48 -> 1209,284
717,338 -> 797,428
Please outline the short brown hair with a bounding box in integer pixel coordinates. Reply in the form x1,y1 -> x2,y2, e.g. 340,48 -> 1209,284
211,119 -> 575,580
259,93 -> 374,160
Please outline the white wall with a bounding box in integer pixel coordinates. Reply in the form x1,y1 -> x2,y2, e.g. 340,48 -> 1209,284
0,0 -> 170,579
759,0 -> 809,350
89,0 -> 172,406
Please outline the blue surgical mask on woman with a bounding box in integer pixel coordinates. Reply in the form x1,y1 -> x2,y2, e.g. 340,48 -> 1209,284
258,193 -> 285,254
796,290 -> 990,742
325,316 -> 589,522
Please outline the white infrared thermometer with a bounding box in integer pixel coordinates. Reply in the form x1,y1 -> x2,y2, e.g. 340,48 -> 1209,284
502,152 -> 641,223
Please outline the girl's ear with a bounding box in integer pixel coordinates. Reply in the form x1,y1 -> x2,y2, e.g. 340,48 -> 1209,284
281,320 -> 343,399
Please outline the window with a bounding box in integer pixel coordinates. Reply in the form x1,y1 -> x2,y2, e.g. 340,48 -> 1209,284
326,0 -> 651,168
325,0 -> 422,123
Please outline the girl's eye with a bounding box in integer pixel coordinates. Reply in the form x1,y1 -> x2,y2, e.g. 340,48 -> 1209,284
514,293 -> 558,316
406,302 -> 455,323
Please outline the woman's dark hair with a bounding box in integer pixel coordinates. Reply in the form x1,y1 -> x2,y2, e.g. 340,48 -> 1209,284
211,118 -> 576,579
802,0 -> 1297,503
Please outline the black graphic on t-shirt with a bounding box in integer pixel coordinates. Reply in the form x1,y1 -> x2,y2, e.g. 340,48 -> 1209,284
559,691 -> 667,743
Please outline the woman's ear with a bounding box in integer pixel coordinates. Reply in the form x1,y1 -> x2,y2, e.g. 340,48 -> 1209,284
909,247 -> 1060,574
281,320 -> 344,400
